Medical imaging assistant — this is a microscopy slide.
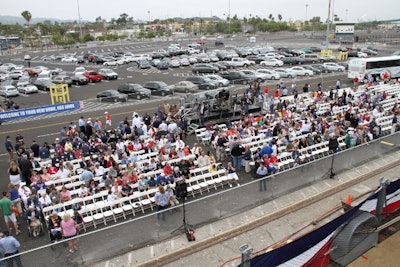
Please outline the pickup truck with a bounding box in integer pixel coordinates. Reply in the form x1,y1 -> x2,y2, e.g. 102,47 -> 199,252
83,70 -> 103,83
219,71 -> 253,84
229,57 -> 255,68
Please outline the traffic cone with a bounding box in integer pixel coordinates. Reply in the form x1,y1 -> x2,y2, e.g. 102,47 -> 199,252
346,194 -> 352,206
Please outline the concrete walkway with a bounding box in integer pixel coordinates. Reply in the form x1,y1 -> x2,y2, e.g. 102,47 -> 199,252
94,150 -> 400,267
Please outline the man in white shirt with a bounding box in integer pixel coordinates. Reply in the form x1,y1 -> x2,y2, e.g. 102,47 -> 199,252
94,163 -> 105,177
56,165 -> 70,180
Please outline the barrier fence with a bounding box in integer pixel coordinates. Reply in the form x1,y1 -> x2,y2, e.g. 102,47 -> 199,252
3,133 -> 399,266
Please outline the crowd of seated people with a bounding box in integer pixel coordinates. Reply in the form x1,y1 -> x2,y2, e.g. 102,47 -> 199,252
4,79 -> 400,235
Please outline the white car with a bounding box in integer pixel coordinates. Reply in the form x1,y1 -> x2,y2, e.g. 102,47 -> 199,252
260,58 -> 284,67
205,74 -> 230,87
0,85 -> 19,97
103,59 -> 124,66
180,58 -> 190,66
169,59 -> 181,68
323,62 -> 345,72
61,57 -> 78,63
0,70 -> 10,81
9,70 -> 28,80
74,67 -> 86,75
255,69 -> 281,80
273,68 -> 297,78
31,66 -> 49,72
289,66 -> 314,76
241,70 -> 268,82
17,84 -> 38,94
264,52 -> 285,59
0,63 -> 17,71
98,69 -> 118,80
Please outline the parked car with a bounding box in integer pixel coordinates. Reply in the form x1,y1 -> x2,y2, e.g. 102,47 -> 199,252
98,69 -> 118,80
323,62 -> 345,72
143,81 -> 174,96
137,59 -> 151,69
172,81 -> 198,93
117,83 -> 151,100
157,60 -> 170,70
241,70 -> 266,82
282,57 -> 303,65
0,70 -> 9,81
0,85 -> 19,97
0,63 -> 17,71
192,64 -> 219,74
311,64 -> 332,73
71,74 -> 89,85
83,70 -> 103,82
61,57 -> 78,63
103,59 -> 124,66
17,83 -> 38,94
205,75 -> 230,87
260,58 -> 284,67
289,66 -> 314,76
169,59 -> 181,68
273,68 -> 297,78
302,65 -> 321,75
34,79 -> 55,91
96,90 -> 128,102
185,76 -> 217,90
255,69 -> 280,80
9,70 -> 28,80
179,58 -> 190,66
52,75 -> 73,87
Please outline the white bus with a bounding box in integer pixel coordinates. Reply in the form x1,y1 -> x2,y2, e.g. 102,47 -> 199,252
347,56 -> 400,80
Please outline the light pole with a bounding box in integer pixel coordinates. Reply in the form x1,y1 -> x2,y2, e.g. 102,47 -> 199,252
325,0 -> 331,49
305,4 -> 309,22
148,11 -> 151,22
345,9 -> 348,21
228,0 -> 231,33
76,0 -> 83,42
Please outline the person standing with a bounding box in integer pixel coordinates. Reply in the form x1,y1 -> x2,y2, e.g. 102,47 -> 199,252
154,186 -> 169,222
336,79 -> 341,90
104,111 -> 111,130
0,230 -> 23,267
78,116 -> 86,135
8,161 -> 20,186
0,193 -> 20,235
4,136 -> 14,162
256,162 -> 268,192
61,213 -> 78,253
198,102 -> 207,126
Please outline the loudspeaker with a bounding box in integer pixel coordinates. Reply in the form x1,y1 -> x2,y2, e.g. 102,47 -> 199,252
175,180 -> 188,199
329,137 -> 339,153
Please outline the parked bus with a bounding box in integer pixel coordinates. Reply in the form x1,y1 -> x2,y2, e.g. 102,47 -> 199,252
348,56 -> 400,80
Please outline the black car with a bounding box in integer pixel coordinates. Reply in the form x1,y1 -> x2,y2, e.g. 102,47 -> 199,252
33,79 -> 55,91
93,57 -> 106,65
191,63 -> 219,74
302,65 -> 321,75
210,63 -> 227,71
311,64 -> 332,73
143,81 -> 174,96
117,83 -> 151,100
96,90 -> 128,102
71,74 -> 89,85
76,56 -> 85,63
151,52 -> 166,59
185,76 -> 218,90
309,46 -> 322,52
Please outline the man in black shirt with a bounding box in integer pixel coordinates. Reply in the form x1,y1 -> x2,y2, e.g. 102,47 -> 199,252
4,136 -> 13,162
30,140 -> 40,158
216,133 -> 228,161
230,140 -> 244,171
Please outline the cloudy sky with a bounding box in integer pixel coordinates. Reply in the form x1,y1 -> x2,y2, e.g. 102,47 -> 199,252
2,0 -> 399,23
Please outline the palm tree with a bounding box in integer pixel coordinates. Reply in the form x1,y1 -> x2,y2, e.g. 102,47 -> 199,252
278,14 -> 282,22
21,10 -> 32,25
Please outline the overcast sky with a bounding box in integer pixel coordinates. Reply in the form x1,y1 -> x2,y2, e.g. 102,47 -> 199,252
2,0 -> 399,23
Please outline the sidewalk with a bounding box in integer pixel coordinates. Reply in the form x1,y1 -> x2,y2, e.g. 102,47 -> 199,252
94,150 -> 400,267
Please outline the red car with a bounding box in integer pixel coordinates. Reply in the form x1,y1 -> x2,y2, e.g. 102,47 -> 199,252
83,70 -> 103,83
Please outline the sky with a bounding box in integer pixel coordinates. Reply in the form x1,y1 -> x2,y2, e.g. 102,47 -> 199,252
1,0 -> 399,23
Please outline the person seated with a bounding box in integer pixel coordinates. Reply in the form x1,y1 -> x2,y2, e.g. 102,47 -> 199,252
87,179 -> 101,195
38,192 -> 52,208
165,185 -> 179,207
156,173 -> 171,186
48,212 -> 62,242
25,205 -> 41,237
120,183 -> 133,197
34,177 -> 47,192
60,186 -> 72,203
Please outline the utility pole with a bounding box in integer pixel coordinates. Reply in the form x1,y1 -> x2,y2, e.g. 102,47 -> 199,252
325,0 -> 331,49
77,0 -> 83,42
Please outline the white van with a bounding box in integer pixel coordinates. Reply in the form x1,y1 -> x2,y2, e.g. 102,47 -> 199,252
299,53 -> 320,63
249,36 -> 256,43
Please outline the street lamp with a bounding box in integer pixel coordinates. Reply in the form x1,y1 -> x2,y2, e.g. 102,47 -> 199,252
345,9 -> 348,21
305,4 -> 309,22
76,0 -> 83,42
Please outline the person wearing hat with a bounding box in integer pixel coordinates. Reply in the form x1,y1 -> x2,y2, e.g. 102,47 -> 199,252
48,212 -> 62,242
0,229 -> 23,267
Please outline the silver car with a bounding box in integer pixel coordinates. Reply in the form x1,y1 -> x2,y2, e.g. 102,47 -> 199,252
0,85 -> 19,97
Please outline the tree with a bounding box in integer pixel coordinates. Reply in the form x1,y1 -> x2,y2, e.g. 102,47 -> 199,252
278,14 -> 282,22
21,10 -> 32,25
116,13 -> 129,27
268,14 -> 274,21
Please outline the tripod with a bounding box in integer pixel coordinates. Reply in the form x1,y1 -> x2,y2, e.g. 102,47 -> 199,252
329,152 -> 336,178
171,196 -> 195,241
